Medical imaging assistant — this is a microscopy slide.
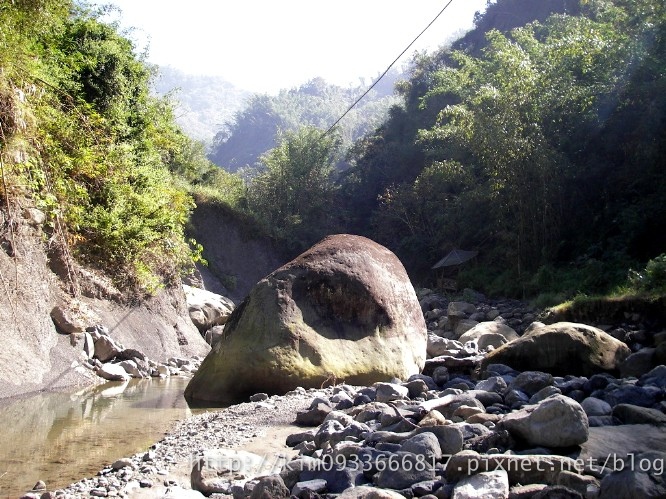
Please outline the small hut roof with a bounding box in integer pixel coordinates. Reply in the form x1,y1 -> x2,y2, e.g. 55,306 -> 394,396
432,249 -> 478,269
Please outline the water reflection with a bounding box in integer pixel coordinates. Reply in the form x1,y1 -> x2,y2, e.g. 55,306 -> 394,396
0,376 -> 207,498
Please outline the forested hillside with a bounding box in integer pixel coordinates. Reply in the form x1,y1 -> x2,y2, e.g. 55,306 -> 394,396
1,0 -> 663,305
216,0 -> 665,301
340,0 -> 666,298
152,66 -> 249,143
0,0 -> 219,295
208,73 -> 402,172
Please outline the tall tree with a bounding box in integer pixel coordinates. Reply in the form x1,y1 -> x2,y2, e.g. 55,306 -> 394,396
246,126 -> 341,251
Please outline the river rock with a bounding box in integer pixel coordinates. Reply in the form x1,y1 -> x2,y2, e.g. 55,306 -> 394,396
50,303 -> 98,334
451,470 -> 509,499
192,449 -> 283,495
185,235 -> 427,403
500,395 -> 589,447
458,322 -> 519,350
183,284 -> 235,332
510,371 -> 554,396
400,432 -> 442,461
599,451 -> 666,498
445,450 -> 580,485
612,403 -> 666,425
375,382 -> 409,403
481,322 -> 631,377
620,348 -> 656,378
96,362 -> 130,381
638,365 -> 666,388
374,452 -> 436,489
580,397 -> 612,417
94,335 -> 122,363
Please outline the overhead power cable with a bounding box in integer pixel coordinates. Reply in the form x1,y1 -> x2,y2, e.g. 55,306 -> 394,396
322,0 -> 456,138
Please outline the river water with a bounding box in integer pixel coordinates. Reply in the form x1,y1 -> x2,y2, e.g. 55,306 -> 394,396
0,376 -> 210,498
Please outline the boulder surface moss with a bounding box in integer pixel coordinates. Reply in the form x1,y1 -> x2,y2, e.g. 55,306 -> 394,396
185,234 -> 427,403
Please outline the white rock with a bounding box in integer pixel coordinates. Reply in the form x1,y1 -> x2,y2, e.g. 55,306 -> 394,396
452,470 -> 510,499
97,363 -> 130,382
183,284 -> 235,331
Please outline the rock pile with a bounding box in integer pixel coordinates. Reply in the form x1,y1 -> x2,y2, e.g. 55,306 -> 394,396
35,288 -> 666,499
183,284 -> 235,345
268,359 -> 666,499
68,324 -> 202,382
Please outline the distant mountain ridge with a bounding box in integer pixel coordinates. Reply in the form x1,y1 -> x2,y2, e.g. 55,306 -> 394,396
152,66 -> 250,143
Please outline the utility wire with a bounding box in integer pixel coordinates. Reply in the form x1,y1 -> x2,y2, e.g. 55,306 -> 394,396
322,0 -> 456,138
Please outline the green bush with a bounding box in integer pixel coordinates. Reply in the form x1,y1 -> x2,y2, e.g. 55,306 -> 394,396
628,254 -> 666,295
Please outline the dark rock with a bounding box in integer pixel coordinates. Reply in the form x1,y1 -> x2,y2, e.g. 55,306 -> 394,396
250,393 -> 269,402
280,457 -> 322,490
301,465 -> 367,494
408,374 -> 438,390
532,485 -> 583,499
599,451 -> 666,498
467,389 -> 504,407
505,389 -> 530,408
583,374 -> 615,392
286,431 -> 316,447
431,366 -> 449,386
445,450 -> 579,485
400,432 -> 442,461
638,365 -> 666,388
612,403 -> 666,425
464,429 -> 514,453
620,348 -> 656,378
375,382 -> 409,403
296,403 -> 332,427
511,371 -> 554,396
529,386 -> 562,405
475,376 -> 508,394
603,384 -> 661,407
249,475 -> 290,499
581,397 -> 612,417
404,379 -> 430,399
314,420 -> 345,447
354,394 -> 373,406
374,452 -> 436,490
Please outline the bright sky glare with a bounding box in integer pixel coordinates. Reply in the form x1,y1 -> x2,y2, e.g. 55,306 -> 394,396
100,0 -> 488,94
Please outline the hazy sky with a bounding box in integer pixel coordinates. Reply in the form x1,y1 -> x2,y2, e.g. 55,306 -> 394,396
100,0 -> 488,94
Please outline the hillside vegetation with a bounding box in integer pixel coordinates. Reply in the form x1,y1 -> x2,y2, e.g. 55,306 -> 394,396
212,0 -> 664,303
152,66 -> 250,143
208,73 -> 402,172
1,0 -> 663,306
0,0 -> 222,295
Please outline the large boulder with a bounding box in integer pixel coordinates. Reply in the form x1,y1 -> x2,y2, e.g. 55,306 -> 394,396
481,322 -> 631,377
183,284 -> 235,332
185,235 -> 427,403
